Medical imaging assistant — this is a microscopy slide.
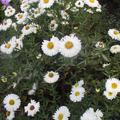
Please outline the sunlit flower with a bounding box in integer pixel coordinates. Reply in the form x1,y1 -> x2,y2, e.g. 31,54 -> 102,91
3,94 -> 21,111
24,100 -> 40,117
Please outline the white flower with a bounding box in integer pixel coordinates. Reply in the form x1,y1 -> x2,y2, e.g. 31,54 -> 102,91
95,41 -> 105,48
21,24 -> 38,36
5,6 -> 16,17
49,20 -> 58,31
110,45 -> 120,54
44,71 -> 59,83
53,106 -> 70,120
24,100 -> 40,117
20,2 -> 30,12
108,29 -> 120,40
0,19 -> 12,31
15,12 -> 27,24
41,37 -> 60,56
75,0 -> 84,8
0,37 -> 16,54
70,87 -> 85,102
84,0 -> 100,8
59,34 -> 82,57
103,91 -> 117,100
6,111 -> 15,120
3,94 -> 21,111
105,78 -> 120,92
80,108 -> 103,120
30,7 -> 45,18
60,10 -> 69,20
39,0 -> 55,8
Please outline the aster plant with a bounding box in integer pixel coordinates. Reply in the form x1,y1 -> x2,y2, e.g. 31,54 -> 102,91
0,0 -> 120,120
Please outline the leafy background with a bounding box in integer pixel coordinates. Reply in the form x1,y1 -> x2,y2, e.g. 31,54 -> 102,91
0,0 -> 120,120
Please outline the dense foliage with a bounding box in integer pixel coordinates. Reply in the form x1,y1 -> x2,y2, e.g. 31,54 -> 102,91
0,0 -> 120,120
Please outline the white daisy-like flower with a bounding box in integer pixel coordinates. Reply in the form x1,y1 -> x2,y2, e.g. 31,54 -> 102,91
3,94 -> 21,111
59,34 -> 82,57
110,45 -> 120,54
20,2 -> 30,12
49,20 -> 58,31
0,19 -> 12,31
75,0 -> 84,8
105,78 -> 120,92
103,90 -> 117,100
15,12 -> 27,24
53,106 -> 70,120
21,24 -> 38,36
41,36 -> 60,56
108,29 -> 120,40
39,0 -> 55,8
44,71 -> 59,83
0,37 -> 16,54
6,111 -> 15,120
70,87 -> 85,102
30,7 -> 45,18
80,108 -> 103,120
84,0 -> 100,8
5,6 -> 16,17
24,100 -> 40,117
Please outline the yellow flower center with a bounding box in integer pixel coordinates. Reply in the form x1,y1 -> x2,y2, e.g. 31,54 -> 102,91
111,83 -> 118,89
9,99 -> 15,105
47,42 -> 54,49
5,43 -> 11,49
114,30 -> 119,35
58,113 -> 64,120
25,25 -> 30,30
65,41 -> 73,49
48,72 -> 54,77
75,91 -> 80,96
89,0 -> 95,3
43,0 -> 49,3
18,14 -> 23,19
108,92 -> 113,96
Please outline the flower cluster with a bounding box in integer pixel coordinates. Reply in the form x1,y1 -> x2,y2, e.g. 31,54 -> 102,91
75,0 -> 102,14
3,93 -> 40,120
1,0 -> 120,120
104,78 -> 120,100
42,34 -> 82,57
70,80 -> 85,102
80,107 -> 103,120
